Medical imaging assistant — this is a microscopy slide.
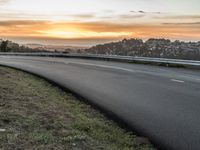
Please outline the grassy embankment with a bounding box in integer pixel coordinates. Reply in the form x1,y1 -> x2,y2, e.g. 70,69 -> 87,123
0,66 -> 156,150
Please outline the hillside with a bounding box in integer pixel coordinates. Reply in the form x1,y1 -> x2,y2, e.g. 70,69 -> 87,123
85,38 -> 200,60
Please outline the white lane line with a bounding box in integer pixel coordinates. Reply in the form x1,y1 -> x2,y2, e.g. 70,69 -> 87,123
0,129 -> 6,132
170,79 -> 185,83
68,62 -> 137,73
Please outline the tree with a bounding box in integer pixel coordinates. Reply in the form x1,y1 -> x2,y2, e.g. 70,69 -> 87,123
0,40 -> 9,52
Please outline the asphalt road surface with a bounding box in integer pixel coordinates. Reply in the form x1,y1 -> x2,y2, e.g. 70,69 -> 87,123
0,56 -> 200,150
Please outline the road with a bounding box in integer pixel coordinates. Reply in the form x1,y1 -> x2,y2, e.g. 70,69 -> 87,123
0,56 -> 200,150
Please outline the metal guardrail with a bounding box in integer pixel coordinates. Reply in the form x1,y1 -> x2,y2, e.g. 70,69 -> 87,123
0,52 -> 200,69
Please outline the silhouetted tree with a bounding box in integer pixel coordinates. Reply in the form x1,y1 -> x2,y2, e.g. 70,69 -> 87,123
0,40 -> 9,52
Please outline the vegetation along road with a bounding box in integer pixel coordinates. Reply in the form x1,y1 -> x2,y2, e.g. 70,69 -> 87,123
0,66 -> 155,150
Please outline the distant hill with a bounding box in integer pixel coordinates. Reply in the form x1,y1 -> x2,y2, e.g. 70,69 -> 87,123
0,40 -> 48,52
1,38 -> 200,60
85,38 -> 200,60
24,44 -> 88,52
0,39 -> 87,53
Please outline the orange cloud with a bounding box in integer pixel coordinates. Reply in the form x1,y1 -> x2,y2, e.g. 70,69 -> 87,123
0,20 -> 200,45
0,0 -> 9,4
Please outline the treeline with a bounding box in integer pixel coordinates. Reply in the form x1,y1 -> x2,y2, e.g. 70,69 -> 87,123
1,38 -> 200,60
85,38 -> 200,60
0,40 -> 48,52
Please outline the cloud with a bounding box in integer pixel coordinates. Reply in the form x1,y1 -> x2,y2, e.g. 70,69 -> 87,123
0,20 -> 199,32
0,11 -> 96,20
0,20 -> 200,43
138,11 -> 145,14
0,20 -> 48,26
130,10 -> 161,14
163,22 -> 200,25
155,15 -> 200,19
70,14 -> 95,19
0,0 -> 9,4
119,14 -> 145,19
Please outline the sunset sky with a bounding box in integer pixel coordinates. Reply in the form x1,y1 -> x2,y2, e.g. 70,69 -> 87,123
0,0 -> 200,46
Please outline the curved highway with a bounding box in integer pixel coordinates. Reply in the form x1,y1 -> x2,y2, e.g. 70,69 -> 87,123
0,56 -> 200,150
